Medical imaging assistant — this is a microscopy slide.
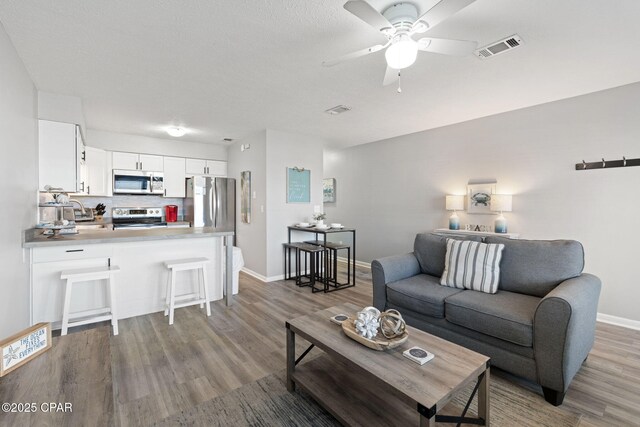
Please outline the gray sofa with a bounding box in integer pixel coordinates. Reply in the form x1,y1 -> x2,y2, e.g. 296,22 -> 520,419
371,232 -> 601,406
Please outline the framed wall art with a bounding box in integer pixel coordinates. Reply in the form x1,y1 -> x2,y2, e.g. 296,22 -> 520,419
287,167 -> 310,203
323,178 -> 336,203
241,171 -> 251,224
467,180 -> 497,215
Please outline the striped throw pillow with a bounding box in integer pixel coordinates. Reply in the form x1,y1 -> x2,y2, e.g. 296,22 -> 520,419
440,239 -> 505,294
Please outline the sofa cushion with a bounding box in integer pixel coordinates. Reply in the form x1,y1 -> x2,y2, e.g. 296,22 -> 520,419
414,233 -> 483,277
441,239 -> 505,294
485,237 -> 584,297
387,274 -> 464,318
445,290 -> 540,347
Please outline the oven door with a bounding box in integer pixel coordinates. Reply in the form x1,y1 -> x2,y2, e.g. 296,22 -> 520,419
113,170 -> 153,194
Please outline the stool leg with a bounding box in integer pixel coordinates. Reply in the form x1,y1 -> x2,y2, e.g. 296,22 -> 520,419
164,269 -> 171,316
202,265 -> 211,317
109,274 -> 119,336
169,269 -> 176,325
198,269 -> 204,309
61,278 -> 73,336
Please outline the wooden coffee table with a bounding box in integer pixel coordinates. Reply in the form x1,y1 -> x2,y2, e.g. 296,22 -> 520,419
286,303 -> 490,426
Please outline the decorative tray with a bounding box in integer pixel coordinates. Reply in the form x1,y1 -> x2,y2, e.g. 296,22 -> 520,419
341,318 -> 409,351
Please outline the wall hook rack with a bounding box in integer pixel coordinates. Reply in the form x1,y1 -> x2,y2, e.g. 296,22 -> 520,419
575,156 -> 640,171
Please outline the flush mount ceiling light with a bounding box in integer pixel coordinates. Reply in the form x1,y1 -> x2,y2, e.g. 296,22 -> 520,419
166,127 -> 187,137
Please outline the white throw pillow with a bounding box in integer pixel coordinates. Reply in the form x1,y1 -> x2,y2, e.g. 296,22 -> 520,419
440,239 -> 505,294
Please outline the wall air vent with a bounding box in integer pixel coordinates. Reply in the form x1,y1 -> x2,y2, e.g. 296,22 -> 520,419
474,34 -> 523,59
324,105 -> 351,115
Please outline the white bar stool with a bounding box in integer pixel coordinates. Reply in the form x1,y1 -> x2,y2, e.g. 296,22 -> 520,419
60,265 -> 120,336
164,257 -> 211,325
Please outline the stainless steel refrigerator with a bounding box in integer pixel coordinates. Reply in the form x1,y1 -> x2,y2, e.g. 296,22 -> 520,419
185,176 -> 235,231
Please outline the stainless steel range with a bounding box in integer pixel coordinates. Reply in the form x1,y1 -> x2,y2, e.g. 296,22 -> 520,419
112,207 -> 167,229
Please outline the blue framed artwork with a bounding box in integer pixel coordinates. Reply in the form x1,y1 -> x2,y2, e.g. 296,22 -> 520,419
287,167 -> 311,203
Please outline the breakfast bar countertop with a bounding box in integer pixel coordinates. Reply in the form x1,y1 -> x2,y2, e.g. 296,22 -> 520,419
23,227 -> 234,248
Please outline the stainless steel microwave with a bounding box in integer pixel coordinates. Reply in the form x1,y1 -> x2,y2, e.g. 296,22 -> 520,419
113,170 -> 164,195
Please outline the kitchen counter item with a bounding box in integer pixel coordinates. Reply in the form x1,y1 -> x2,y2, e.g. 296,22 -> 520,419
165,205 -> 178,222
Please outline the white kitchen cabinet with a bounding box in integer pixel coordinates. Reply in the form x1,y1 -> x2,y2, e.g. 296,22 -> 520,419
38,120 -> 84,192
112,152 -> 163,171
185,158 -> 227,176
74,147 -> 109,196
163,156 -> 186,197
31,244 -> 113,325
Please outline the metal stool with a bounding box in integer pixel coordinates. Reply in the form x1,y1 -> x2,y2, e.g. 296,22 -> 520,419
305,240 -> 352,288
60,265 -> 120,336
283,242 -> 328,293
164,257 -> 211,325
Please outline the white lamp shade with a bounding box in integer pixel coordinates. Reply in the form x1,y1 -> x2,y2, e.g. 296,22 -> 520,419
446,195 -> 464,211
385,35 -> 418,70
491,194 -> 513,212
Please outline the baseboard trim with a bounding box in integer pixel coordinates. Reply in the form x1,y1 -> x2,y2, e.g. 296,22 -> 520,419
240,268 -> 286,283
336,257 -> 371,269
597,313 -> 640,331
240,267 -> 268,282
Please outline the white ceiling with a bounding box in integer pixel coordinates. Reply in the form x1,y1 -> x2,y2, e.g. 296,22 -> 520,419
1,0 -> 640,148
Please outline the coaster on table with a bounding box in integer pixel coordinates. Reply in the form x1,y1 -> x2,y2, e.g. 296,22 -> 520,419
402,346 -> 435,365
330,314 -> 349,325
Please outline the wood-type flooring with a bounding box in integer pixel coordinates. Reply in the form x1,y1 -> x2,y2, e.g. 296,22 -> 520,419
1,266 -> 639,426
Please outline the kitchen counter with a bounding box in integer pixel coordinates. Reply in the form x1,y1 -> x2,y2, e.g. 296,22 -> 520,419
23,226 -> 232,248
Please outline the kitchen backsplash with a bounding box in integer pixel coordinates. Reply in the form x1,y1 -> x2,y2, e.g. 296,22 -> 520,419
38,193 -> 185,222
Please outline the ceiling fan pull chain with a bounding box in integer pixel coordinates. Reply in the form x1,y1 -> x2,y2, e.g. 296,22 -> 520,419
397,71 -> 402,93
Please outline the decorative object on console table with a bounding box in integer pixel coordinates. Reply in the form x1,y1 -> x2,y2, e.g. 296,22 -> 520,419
467,179 -> 496,214
241,171 -> 251,224
445,195 -> 464,230
491,194 -> 513,233
286,167 -> 310,203
323,178 -> 336,203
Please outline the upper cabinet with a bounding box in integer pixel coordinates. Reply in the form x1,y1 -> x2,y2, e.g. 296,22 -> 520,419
85,147 -> 110,196
112,152 -> 163,172
185,158 -> 227,176
163,157 -> 186,198
39,120 -> 84,192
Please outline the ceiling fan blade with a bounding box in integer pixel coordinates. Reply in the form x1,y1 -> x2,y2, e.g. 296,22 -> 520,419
417,37 -> 478,56
383,66 -> 399,86
322,44 -> 386,67
413,0 -> 476,32
344,0 -> 395,35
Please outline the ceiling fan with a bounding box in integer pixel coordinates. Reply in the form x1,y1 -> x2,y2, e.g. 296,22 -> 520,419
324,0 -> 478,89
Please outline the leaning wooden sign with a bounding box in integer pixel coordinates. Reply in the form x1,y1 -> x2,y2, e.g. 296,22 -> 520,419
0,323 -> 52,377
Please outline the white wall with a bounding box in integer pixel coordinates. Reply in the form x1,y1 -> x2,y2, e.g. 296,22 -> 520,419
0,22 -> 38,338
324,81 -> 640,322
87,129 -> 228,160
265,129 -> 325,278
226,129 -> 325,279
227,131 -> 268,276
37,91 -> 86,131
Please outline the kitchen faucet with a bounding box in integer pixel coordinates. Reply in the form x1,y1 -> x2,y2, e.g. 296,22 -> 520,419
69,199 -> 86,215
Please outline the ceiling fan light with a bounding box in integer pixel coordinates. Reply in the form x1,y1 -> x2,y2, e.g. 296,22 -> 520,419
385,37 -> 418,70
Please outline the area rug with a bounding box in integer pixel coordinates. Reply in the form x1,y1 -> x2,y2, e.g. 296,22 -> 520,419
155,369 -> 580,427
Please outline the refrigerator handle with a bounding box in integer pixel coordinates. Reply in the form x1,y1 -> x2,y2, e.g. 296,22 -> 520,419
212,178 -> 217,228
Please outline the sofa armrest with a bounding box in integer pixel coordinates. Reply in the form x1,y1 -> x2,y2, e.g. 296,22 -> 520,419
371,253 -> 421,311
533,273 -> 601,392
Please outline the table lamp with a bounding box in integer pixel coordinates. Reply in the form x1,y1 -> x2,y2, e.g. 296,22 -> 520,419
491,194 -> 513,233
446,195 -> 464,230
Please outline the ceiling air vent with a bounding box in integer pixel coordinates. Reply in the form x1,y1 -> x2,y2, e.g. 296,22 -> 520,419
324,105 -> 351,115
474,34 -> 523,59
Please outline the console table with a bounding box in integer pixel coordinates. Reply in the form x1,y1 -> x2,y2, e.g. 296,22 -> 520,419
434,228 -> 519,239
287,225 -> 356,291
